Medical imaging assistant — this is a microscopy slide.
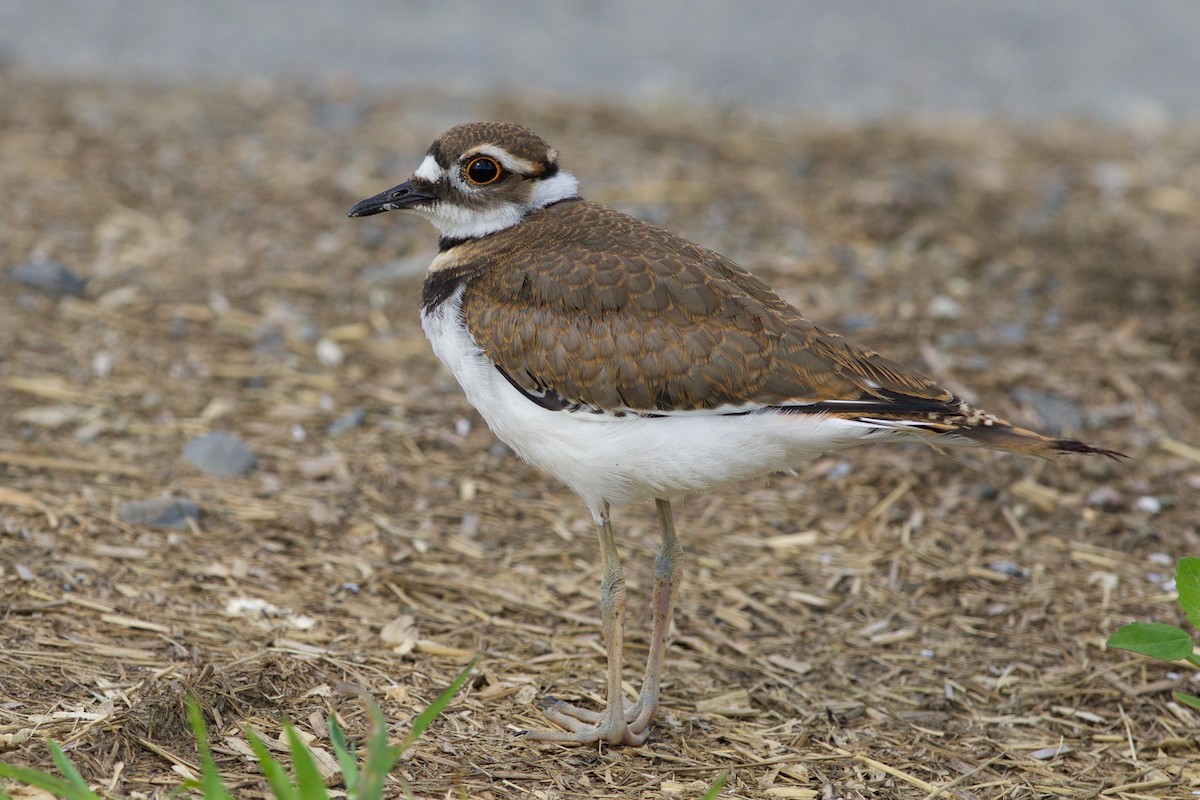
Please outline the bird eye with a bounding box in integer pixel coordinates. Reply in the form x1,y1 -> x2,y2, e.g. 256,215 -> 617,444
464,156 -> 502,185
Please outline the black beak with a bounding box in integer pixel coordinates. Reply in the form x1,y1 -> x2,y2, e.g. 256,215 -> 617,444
347,180 -> 435,217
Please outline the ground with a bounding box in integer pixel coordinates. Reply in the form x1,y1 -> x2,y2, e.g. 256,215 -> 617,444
1,75 -> 1198,799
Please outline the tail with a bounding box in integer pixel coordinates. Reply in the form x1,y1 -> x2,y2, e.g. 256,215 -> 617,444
956,421 -> 1127,461
845,396 -> 1127,461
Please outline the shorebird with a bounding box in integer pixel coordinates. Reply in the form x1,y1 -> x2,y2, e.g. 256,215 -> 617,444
348,122 -> 1122,746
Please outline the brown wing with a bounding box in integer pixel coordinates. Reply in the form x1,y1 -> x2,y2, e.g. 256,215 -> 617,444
458,200 -> 953,414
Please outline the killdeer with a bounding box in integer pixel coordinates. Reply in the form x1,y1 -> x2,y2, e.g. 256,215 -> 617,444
348,122 -> 1123,746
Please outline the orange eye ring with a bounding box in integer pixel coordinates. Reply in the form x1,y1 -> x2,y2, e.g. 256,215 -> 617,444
464,156 -> 503,186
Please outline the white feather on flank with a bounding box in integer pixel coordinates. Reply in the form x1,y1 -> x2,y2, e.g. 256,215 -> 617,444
422,287 -> 931,521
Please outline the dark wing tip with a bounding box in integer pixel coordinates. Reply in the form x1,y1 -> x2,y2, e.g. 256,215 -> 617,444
1052,438 -> 1129,461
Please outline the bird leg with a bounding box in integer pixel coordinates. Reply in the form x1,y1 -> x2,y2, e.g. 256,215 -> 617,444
526,505 -> 643,744
526,500 -> 683,746
627,498 -> 683,731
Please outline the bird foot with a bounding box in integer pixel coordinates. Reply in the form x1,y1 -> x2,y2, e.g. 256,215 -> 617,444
520,696 -> 651,746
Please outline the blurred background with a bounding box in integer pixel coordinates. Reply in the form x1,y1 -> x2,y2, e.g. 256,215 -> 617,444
2,0 -> 1199,122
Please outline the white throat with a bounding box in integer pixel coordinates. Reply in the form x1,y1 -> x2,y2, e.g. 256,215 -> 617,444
414,169 -> 580,239
417,201 -> 526,239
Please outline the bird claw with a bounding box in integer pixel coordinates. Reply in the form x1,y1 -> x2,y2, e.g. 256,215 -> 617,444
521,696 -> 651,745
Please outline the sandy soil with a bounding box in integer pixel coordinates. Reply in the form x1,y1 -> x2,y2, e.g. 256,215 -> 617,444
1,75 -> 1198,798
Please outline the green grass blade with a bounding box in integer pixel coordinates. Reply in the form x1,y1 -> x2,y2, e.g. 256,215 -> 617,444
356,657 -> 479,800
1107,622 -> 1195,661
355,699 -> 403,800
186,696 -> 234,800
245,727 -> 301,800
1176,557 -> 1200,629
702,771 -> 728,799
326,715 -> 359,794
283,724 -> 331,800
47,741 -> 92,794
399,656 -> 479,749
1175,691 -> 1200,710
0,762 -> 100,800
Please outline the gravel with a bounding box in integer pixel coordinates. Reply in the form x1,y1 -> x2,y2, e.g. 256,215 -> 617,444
182,432 -> 257,477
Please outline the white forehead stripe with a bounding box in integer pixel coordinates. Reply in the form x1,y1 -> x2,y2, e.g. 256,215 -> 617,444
413,154 -> 444,182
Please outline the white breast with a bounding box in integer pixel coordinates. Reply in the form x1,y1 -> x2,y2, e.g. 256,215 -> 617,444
421,287 -> 893,521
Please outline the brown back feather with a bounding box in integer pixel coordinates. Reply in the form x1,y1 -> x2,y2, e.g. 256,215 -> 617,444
458,200 -> 952,413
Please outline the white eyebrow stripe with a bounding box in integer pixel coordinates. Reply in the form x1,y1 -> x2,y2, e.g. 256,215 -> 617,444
413,154 -> 444,182
466,144 -> 543,175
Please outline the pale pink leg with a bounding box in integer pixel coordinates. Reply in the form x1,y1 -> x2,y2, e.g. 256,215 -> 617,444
628,498 -> 683,731
525,500 -> 683,746
525,506 -> 645,744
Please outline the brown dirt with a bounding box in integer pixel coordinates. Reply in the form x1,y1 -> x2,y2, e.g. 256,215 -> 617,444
1,75 -> 1198,798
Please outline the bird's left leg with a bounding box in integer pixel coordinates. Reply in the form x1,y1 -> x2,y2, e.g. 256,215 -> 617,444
526,505 -> 644,744
625,498 -> 683,734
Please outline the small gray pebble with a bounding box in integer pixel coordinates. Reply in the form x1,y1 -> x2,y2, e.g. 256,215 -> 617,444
1135,495 -> 1163,514
927,294 -> 962,320
118,497 -> 200,529
839,313 -> 877,331
1086,486 -> 1127,512
326,407 -> 366,436
826,460 -> 854,480
183,431 -> 257,477
10,259 -> 88,297
987,560 -> 1029,579
991,323 -> 1028,344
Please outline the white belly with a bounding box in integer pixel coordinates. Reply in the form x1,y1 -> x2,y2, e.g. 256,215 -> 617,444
421,289 -> 887,519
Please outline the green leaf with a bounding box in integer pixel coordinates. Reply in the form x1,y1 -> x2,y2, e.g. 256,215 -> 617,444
0,762 -> 101,800
186,696 -> 233,800
355,699 -> 402,800
1107,622 -> 1195,661
1175,691 -> 1200,710
356,657 -> 478,800
0,740 -> 101,800
245,727 -> 300,800
327,714 -> 359,794
702,772 -> 728,799
48,741 -> 92,794
1176,557 -> 1200,629
283,723 -> 330,800
400,656 -> 480,749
